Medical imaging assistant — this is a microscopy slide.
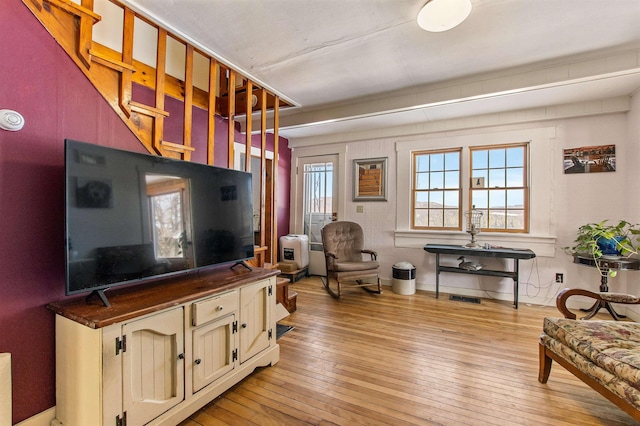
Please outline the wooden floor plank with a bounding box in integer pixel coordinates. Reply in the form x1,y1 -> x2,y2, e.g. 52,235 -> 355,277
180,276 -> 637,426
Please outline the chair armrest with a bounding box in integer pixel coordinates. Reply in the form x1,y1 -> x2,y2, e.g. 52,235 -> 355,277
325,251 -> 338,260
361,249 -> 377,260
556,288 -> 640,319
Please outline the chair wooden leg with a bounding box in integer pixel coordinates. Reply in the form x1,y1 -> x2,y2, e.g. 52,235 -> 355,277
360,277 -> 383,295
538,343 -> 553,383
324,275 -> 381,298
321,276 -> 341,299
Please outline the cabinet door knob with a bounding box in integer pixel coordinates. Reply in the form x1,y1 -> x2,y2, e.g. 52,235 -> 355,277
194,358 -> 201,365
241,323 -> 247,328
216,305 -> 224,311
177,353 -> 185,360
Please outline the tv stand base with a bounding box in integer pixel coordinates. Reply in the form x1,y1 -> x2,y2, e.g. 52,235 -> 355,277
231,260 -> 252,271
85,289 -> 110,307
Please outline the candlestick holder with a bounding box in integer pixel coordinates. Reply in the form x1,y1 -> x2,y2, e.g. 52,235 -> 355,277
465,206 -> 483,248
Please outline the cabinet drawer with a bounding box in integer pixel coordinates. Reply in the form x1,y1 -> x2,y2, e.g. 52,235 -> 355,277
192,291 -> 238,326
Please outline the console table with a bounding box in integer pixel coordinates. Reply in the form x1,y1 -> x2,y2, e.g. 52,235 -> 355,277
573,255 -> 640,320
424,244 -> 536,309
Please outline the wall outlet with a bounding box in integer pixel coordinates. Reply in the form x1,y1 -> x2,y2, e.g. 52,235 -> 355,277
555,273 -> 564,283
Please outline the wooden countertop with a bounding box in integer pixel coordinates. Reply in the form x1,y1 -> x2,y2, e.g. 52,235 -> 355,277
48,266 -> 280,329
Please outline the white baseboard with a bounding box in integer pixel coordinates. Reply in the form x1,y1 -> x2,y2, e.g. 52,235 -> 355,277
15,407 -> 55,426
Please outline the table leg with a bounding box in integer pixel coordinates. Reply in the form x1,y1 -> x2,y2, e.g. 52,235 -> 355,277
580,300 -> 602,320
514,259 -> 519,309
435,253 -> 440,299
579,273 -> 626,320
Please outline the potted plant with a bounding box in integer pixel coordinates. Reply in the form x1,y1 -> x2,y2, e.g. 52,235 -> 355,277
563,220 -> 640,276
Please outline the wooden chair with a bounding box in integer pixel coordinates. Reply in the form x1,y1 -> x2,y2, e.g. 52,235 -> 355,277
320,221 -> 382,298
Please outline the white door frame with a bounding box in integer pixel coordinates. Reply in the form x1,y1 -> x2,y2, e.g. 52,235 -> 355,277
289,145 -> 347,235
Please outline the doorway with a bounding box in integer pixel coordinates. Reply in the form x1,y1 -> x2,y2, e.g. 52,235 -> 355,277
294,155 -> 338,275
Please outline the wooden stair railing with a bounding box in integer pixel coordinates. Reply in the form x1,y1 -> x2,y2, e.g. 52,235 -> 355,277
23,0 -> 292,265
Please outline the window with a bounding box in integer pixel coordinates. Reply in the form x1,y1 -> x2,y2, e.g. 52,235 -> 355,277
302,160 -> 335,244
411,143 -> 529,232
412,149 -> 461,229
470,143 -> 528,232
398,127 -> 553,255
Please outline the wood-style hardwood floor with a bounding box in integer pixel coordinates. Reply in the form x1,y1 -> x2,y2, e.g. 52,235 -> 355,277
179,276 -> 637,425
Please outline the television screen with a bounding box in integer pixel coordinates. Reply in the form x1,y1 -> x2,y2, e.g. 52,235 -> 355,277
65,139 -> 255,305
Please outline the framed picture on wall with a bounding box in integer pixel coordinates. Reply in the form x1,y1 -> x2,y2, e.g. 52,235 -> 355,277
353,157 -> 387,201
563,144 -> 616,174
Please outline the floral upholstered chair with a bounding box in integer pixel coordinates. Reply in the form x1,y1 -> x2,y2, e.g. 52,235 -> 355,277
539,288 -> 640,421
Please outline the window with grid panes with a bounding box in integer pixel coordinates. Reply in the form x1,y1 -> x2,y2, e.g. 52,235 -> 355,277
412,149 -> 461,229
470,143 -> 528,232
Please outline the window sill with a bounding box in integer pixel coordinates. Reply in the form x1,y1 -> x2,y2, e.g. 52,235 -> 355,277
394,230 -> 557,257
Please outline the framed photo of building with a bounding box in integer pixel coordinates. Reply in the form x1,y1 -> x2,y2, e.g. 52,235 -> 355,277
353,157 -> 387,201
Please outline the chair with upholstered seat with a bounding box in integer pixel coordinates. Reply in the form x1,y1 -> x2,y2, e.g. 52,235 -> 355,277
320,221 -> 382,298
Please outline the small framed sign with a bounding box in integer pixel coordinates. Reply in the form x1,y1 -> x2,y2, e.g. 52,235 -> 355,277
353,157 -> 387,201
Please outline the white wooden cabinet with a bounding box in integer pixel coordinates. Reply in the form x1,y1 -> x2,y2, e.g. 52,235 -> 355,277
192,312 -> 236,393
239,279 -> 271,363
189,278 -> 272,394
50,268 -> 280,426
122,308 -> 185,426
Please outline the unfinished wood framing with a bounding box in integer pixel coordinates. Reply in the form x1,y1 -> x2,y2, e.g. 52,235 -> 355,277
22,0 -> 293,265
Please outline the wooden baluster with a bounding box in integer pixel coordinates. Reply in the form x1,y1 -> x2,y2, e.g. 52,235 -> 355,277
272,96 -> 280,265
227,70 -> 236,169
119,8 -> 134,117
259,89 -> 268,249
244,80 -> 253,172
154,28 -> 167,155
207,58 -> 218,165
183,45 -> 194,161
78,0 -> 96,68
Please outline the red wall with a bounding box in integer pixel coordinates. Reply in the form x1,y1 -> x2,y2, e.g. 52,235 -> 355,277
0,1 -> 290,422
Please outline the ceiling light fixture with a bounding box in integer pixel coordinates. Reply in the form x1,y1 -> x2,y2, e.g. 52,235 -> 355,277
417,0 -> 472,32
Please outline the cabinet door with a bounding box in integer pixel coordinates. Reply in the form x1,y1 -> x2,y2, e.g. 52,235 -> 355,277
122,307 -> 184,426
192,314 -> 236,392
239,279 -> 271,363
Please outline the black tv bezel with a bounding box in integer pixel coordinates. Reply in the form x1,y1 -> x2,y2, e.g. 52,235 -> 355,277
64,139 -> 255,306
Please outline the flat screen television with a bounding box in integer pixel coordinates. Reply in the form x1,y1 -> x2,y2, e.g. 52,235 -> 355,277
65,139 -> 255,306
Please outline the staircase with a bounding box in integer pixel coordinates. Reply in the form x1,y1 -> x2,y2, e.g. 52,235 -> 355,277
22,0 -> 290,263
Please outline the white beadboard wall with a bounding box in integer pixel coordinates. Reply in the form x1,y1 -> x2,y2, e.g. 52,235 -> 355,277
289,106 -> 639,306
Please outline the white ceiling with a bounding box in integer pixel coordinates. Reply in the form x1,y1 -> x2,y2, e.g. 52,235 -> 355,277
121,0 -> 640,139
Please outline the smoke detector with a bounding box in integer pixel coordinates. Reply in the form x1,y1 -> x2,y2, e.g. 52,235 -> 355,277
0,109 -> 25,131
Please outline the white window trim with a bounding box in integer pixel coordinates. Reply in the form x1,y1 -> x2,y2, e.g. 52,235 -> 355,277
233,142 -> 274,169
395,127 -> 557,257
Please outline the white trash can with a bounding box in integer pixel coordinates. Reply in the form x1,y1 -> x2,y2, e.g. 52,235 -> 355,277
392,262 -> 416,295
